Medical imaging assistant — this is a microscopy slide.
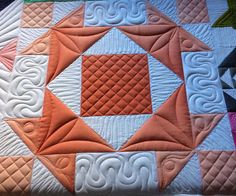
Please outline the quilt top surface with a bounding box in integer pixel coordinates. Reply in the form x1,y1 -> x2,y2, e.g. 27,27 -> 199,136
0,0 -> 236,195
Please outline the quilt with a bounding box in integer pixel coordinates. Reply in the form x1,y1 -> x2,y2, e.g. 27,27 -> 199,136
0,0 -> 236,195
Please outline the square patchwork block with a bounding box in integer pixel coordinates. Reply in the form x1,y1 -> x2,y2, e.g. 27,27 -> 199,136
84,0 -> 147,26
177,0 -> 209,24
81,54 -> 152,116
21,2 -> 53,28
0,157 -> 33,194
198,151 -> 236,195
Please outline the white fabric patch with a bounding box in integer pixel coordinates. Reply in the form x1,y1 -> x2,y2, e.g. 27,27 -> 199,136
0,121 -> 32,156
31,158 -> 71,196
75,152 -> 158,195
82,114 -> 151,150
4,55 -> 48,118
0,0 -> 23,49
48,57 -> 82,116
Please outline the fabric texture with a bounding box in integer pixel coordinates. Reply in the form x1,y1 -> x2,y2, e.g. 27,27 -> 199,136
0,0 -> 235,195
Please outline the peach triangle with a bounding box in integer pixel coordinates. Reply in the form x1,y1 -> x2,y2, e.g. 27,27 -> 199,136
190,113 -> 224,147
118,25 -> 184,79
55,4 -> 84,28
6,118 -> 41,153
179,27 -> 211,52
157,151 -> 194,190
147,3 -> 177,26
42,89 -> 78,139
0,38 -> 17,71
38,117 -> 115,154
20,30 -> 51,55
120,84 -> 193,151
38,154 -> 75,193
47,27 -> 110,83
37,89 -> 114,154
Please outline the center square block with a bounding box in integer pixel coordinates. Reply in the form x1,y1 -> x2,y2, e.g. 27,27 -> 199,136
81,53 -> 153,117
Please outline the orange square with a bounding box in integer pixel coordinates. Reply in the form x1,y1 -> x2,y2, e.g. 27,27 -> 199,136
81,54 -> 152,116
21,2 -> 53,28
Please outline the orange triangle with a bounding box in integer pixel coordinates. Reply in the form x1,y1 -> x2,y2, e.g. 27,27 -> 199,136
190,113 -> 224,147
157,151 -> 194,190
147,3 -> 177,26
38,154 -> 75,193
20,30 -> 51,55
42,89 -> 78,138
47,27 -> 110,83
37,89 -> 114,154
6,118 -> 41,153
178,27 -> 211,52
55,4 -> 84,28
120,84 -> 193,151
118,25 -> 184,79
0,38 -> 17,71
38,117 -> 115,154
5,89 -> 78,154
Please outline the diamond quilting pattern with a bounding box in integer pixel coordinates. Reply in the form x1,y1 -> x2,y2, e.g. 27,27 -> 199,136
0,157 -> 33,194
21,2 -> 53,28
81,54 -> 152,116
198,151 -> 236,195
177,0 -> 209,24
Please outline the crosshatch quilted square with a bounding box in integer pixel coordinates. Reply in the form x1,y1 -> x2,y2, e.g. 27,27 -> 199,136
81,54 -> 153,116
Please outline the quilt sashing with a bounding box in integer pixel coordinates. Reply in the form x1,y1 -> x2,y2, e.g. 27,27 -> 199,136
0,0 -> 235,195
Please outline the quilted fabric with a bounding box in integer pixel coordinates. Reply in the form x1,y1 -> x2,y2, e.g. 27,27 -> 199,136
0,0 -> 235,195
0,157 -> 33,194
198,151 -> 236,195
21,2 -> 53,28
177,0 -> 209,24
81,54 -> 152,116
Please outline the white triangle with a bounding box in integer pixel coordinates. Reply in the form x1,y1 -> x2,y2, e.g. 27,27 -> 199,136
0,0 -> 23,49
233,73 -> 236,81
48,57 -> 82,115
52,1 -> 83,25
0,121 -> 32,156
84,27 -> 146,55
0,67 -> 10,119
163,154 -> 201,195
221,69 -> 234,88
148,54 -> 183,112
17,28 -> 49,53
197,114 -> 235,150
224,89 -> 236,99
31,159 -> 71,196
82,114 -> 151,150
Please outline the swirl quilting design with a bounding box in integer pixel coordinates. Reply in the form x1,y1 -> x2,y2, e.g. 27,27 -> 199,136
75,152 -> 158,195
85,0 -> 147,26
183,52 -> 226,113
4,56 -> 48,118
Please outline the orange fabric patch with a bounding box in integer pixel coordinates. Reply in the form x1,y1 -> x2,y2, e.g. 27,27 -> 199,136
21,2 -> 53,28
81,54 -> 152,116
0,157 -> 33,195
